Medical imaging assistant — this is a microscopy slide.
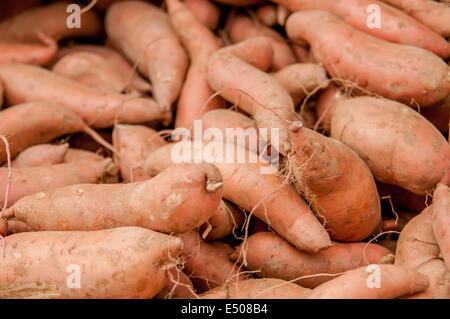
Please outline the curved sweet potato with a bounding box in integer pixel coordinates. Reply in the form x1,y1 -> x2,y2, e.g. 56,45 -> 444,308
144,142 -> 332,253
185,0 -> 221,30
201,278 -> 310,299
112,124 -> 167,182
207,37 -> 296,154
105,1 -> 188,111
277,0 -> 450,58
11,143 -> 69,168
0,63 -> 171,128
179,231 -> 244,292
0,227 -> 182,299
290,125 -> 382,241
0,32 -> 57,66
286,11 -> 450,106
6,163 -> 222,234
167,0 -> 226,129
329,97 -> 450,195
0,2 -> 103,43
381,0 -> 450,37
1,159 -> 116,209
233,232 -> 393,288
271,63 -> 329,105
226,13 -> 296,71
306,264 -> 429,299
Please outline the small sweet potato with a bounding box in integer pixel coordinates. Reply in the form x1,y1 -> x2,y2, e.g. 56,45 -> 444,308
11,143 -> 69,168
185,0 -> 221,30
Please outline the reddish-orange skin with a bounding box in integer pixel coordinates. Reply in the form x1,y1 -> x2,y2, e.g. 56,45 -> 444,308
0,227 -> 182,299
381,0 -> 450,37
377,183 -> 427,213
286,11 -> 450,106
200,200 -> 244,240
185,0 -> 221,30
291,126 -> 382,241
144,142 -> 332,254
12,143 -> 69,168
113,124 -> 167,182
64,149 -> 105,163
0,159 -> 115,209
421,95 -> 450,134
234,232 -> 392,288
256,4 -> 278,27
0,0 -> 42,21
207,37 -> 296,154
167,0 -> 226,129
212,0 -> 266,6
431,184 -> 450,271
396,206 -> 450,298
307,264 -> 429,299
0,102 -> 87,163
53,45 -> 151,94
276,0 -> 450,58
0,32 -> 57,66
201,278 -> 310,299
6,163 -> 222,234
0,2 -> 102,43
179,231 -> 244,293
271,63 -> 329,105
314,84 -> 343,132
329,97 -> 450,195
0,63 -> 171,128
105,1 -> 188,112
156,269 -> 197,299
227,13 -> 296,71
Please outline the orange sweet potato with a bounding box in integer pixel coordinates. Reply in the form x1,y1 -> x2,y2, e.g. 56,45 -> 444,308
167,0 -> 226,129
105,1 -> 188,112
5,163 -> 222,234
0,227 -> 182,299
0,63 -> 171,128
328,97 -> 450,195
199,200 -> 244,240
255,4 -> 278,27
431,184 -> 450,271
64,148 -> 105,163
233,232 -> 393,288
286,11 -> 450,106
185,0 -> 221,30
11,143 -> 69,168
277,0 -> 450,58
290,125 -> 382,241
156,268 -> 197,299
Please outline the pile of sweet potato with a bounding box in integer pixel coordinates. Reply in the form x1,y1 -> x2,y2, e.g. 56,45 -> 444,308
0,0 -> 448,299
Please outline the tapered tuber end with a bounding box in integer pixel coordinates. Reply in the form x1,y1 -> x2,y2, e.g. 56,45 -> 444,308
289,121 -> 303,132
204,164 -> 224,193
0,219 -> 7,237
206,181 -> 224,192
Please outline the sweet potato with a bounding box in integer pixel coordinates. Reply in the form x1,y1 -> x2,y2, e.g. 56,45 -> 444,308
290,125 -> 382,241
207,37 -> 296,154
276,0 -> 450,58
156,268 -> 197,299
0,101 -> 113,164
306,264 -> 429,299
226,13 -> 296,71
190,109 -> 258,152
167,0 -> 226,129
421,95 -> 450,134
431,183 -> 450,270
233,232 -> 393,288
52,52 -> 139,94
0,32 -> 57,66
185,0 -> 221,30
11,143 -> 69,168
314,84 -> 343,132
199,200 -> 244,240
0,227 -> 182,299
53,45 -> 151,94
112,124 -> 167,182
0,63 -> 171,128
212,0 -> 266,6
377,183 -> 428,213
328,97 -> 450,195
286,11 -> 450,106
105,1 -> 188,112
271,63 -> 329,105
380,0 -> 450,37
179,231 -> 244,292
0,0 -> 42,21
5,163 -> 222,234
201,278 -> 310,299
256,4 -> 278,27
144,142 -> 332,253
0,2 -> 103,43
64,148 -> 105,163
395,206 -> 450,298
1,159 -> 116,209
